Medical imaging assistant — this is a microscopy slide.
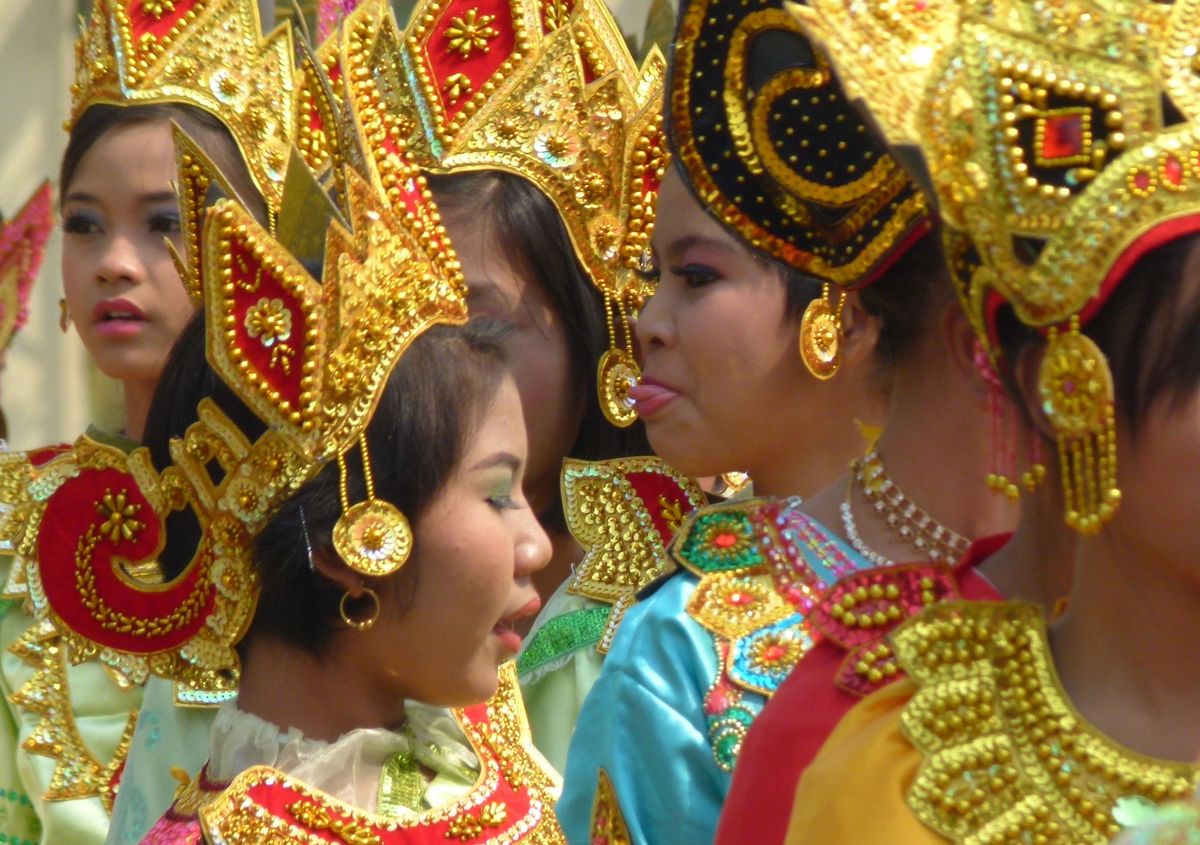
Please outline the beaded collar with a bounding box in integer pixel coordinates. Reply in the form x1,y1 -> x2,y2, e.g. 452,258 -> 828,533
145,663 -> 564,844
896,602 -> 1199,844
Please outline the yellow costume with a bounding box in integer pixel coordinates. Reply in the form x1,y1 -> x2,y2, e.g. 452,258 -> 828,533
787,603 -> 1199,844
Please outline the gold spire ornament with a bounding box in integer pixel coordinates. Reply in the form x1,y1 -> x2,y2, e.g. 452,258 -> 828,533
336,0 -> 668,427
0,182 -> 53,354
785,0 -> 1200,532
68,0 -> 304,214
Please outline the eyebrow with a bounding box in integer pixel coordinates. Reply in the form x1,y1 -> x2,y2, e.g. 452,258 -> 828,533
661,233 -> 739,263
63,190 -> 179,206
465,280 -> 508,306
470,451 -> 522,473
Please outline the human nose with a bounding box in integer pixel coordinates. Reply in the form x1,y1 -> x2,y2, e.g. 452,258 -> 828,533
95,231 -> 145,286
515,508 -> 552,577
634,285 -> 676,358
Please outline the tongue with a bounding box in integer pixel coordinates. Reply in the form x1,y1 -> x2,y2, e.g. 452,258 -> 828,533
627,382 -> 674,403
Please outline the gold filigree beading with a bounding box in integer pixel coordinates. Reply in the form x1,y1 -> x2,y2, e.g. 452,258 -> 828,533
339,0 -> 666,426
894,602 -> 1199,844
787,0 -> 1200,531
69,0 -> 306,213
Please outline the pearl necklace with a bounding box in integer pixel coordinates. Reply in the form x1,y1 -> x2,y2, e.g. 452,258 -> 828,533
841,449 -> 971,566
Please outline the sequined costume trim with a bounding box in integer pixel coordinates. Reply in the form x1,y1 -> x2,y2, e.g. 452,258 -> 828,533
896,602 -> 1200,844
588,770 -> 631,845
516,606 -> 611,678
674,500 -> 866,769
148,663 -> 564,843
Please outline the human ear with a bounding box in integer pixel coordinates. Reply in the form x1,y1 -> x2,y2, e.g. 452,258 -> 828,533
838,291 -> 882,374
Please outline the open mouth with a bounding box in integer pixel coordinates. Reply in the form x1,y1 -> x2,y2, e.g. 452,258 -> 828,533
492,597 -> 542,653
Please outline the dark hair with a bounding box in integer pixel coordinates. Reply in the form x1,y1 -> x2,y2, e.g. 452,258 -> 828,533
773,260 -> 824,322
61,103 -> 267,224
997,232 -> 1200,433
143,314 -> 514,655
427,171 -> 651,529
857,234 -> 949,368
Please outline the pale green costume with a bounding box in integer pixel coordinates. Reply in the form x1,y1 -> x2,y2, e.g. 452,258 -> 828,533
0,428 -> 144,845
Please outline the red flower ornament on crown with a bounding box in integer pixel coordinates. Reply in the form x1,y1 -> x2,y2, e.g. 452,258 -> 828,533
3,68 -> 468,706
787,0 -> 1200,534
0,182 -> 53,354
69,0 -> 305,214
338,0 -> 667,427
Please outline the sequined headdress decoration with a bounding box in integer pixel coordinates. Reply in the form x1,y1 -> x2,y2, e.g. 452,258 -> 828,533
2,69 -> 467,702
0,182 -> 53,352
69,0 -> 303,215
669,0 -> 931,379
788,0 -> 1200,533
338,0 -> 667,427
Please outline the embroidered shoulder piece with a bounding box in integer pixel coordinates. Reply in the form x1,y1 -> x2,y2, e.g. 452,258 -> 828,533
200,663 -> 565,844
679,500 -> 869,695
806,563 -> 958,698
676,500 -> 867,770
562,456 -> 704,653
0,440 -> 142,810
896,602 -> 1200,844
589,769 -> 631,845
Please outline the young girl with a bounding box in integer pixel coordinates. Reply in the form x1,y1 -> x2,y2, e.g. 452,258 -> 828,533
556,1 -> 1025,840
141,319 -> 562,842
0,2 -> 296,842
779,1 -> 1200,841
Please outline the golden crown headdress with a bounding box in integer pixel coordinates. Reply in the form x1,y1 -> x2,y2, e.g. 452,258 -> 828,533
788,0 -> 1199,533
70,0 -> 305,214
2,62 -> 467,705
336,0 -> 667,428
0,182 -> 53,353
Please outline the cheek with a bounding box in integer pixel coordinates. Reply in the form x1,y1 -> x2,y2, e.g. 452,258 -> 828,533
61,243 -> 92,310
508,325 -> 581,480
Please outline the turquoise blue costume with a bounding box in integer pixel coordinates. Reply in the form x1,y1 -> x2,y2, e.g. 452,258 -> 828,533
556,497 -> 873,844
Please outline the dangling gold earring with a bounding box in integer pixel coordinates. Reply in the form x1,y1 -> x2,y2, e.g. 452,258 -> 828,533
340,587 -> 381,631
332,436 -> 413,577
799,284 -> 846,380
597,292 -> 640,427
1038,317 -> 1120,535
58,298 -> 71,333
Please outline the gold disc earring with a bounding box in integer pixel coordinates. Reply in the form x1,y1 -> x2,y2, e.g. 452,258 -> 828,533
799,285 -> 845,380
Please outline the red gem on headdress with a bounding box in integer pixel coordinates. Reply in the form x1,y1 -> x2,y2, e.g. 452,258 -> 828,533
1041,113 -> 1085,161
1165,154 -> 1185,186
1133,170 -> 1153,192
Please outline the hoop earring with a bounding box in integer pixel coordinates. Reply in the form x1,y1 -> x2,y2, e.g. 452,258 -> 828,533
339,587 -> 380,631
